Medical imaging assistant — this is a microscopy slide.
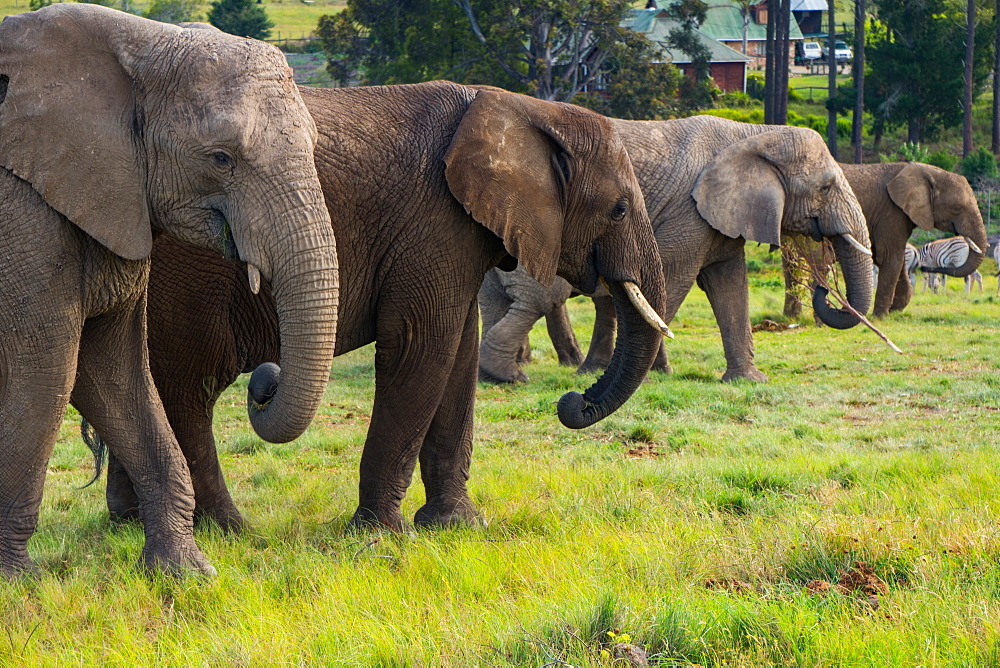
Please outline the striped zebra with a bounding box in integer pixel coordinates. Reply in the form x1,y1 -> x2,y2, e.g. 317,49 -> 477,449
919,236 -> 983,293
904,243 -> 918,288
995,243 -> 1000,294
965,270 -> 983,293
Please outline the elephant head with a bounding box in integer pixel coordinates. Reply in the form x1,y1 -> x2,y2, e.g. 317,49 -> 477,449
886,163 -> 987,278
0,5 -> 338,443
693,126 -> 873,329
445,90 -> 667,429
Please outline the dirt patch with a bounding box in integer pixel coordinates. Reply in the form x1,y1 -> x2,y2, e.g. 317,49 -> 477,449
804,561 -> 888,609
752,320 -> 801,332
625,443 -> 662,458
705,578 -> 753,594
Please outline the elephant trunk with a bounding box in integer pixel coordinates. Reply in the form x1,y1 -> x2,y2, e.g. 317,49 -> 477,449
926,233 -> 986,278
245,191 -> 339,444
812,234 -> 874,329
558,270 -> 665,429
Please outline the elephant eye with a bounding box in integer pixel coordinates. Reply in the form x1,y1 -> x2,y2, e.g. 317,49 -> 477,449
213,151 -> 234,168
611,200 -> 628,221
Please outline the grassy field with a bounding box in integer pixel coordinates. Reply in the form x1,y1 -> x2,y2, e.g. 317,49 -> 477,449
4,247 -> 1000,664
0,0 -> 343,41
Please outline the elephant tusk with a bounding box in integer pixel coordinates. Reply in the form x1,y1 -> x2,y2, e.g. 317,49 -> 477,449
247,264 -> 261,295
621,280 -> 674,339
841,234 -> 872,257
965,237 -> 983,254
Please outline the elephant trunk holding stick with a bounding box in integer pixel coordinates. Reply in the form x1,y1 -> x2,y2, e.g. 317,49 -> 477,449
784,162 -> 987,317
479,115 -> 873,385
0,5 -> 339,576
107,82 -> 668,532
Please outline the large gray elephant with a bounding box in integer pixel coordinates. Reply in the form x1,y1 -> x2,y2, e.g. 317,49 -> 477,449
478,115 -> 873,384
783,162 -> 986,317
103,82 -> 669,533
0,6 -> 338,576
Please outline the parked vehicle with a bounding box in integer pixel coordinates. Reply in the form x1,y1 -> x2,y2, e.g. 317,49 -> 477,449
795,41 -> 822,64
821,40 -> 853,63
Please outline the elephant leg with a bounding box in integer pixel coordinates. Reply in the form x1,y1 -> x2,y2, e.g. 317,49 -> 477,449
70,300 -> 214,576
479,304 -> 542,383
888,262 -> 913,312
350,296 -> 470,530
414,299 -> 482,527
517,335 -> 532,364
874,252 -> 905,316
697,252 -> 768,383
577,296 -> 617,374
0,320 -> 80,576
545,302 -> 583,366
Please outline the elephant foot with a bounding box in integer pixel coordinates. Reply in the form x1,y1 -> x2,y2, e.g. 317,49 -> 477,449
0,551 -> 40,579
651,360 -> 673,374
576,359 -> 610,375
140,536 -> 216,578
478,366 -> 528,384
414,498 -> 485,529
557,350 -> 585,367
195,503 -> 249,534
108,506 -> 143,526
722,366 -> 768,383
347,506 -> 407,532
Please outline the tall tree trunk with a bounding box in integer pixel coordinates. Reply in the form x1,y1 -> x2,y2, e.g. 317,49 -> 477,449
765,0 -> 776,124
776,0 -> 789,123
827,1 -> 838,157
993,0 -> 1000,154
853,0 -> 866,163
964,0 -> 975,157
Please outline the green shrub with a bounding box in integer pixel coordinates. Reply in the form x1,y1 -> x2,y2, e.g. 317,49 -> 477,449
899,142 -> 930,163
926,151 -> 958,171
746,72 -> 765,100
717,91 -> 759,109
959,147 -> 999,182
698,108 -> 764,124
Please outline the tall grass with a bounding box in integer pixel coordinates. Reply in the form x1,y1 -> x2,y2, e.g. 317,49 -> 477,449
3,247 -> 999,663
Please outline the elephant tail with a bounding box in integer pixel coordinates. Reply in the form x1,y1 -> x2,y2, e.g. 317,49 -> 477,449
78,418 -> 107,489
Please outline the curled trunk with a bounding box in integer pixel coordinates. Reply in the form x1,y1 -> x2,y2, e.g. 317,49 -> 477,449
925,236 -> 986,278
558,279 -> 665,429
812,235 -> 874,329
245,195 -> 339,444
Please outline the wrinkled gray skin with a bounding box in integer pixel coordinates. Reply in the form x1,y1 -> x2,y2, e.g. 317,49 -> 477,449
0,6 -> 338,576
783,162 -> 987,317
105,82 -> 668,533
479,115 -> 873,384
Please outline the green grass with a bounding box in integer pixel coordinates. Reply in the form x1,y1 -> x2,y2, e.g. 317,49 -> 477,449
6,247 -> 1000,663
0,0 -> 344,41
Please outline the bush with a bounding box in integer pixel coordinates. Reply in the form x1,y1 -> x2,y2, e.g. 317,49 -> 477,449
899,142 -> 929,163
746,72 -> 765,101
925,151 -> 958,171
698,108 -> 764,124
959,147 -> 999,182
717,91 -> 758,109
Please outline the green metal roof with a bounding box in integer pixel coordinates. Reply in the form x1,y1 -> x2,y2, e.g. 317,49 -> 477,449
624,9 -> 752,64
626,4 -> 802,45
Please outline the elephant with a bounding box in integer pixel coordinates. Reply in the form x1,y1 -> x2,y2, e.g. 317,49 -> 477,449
0,6 -> 339,576
103,81 -> 669,533
477,115 -> 874,384
783,162 -> 986,317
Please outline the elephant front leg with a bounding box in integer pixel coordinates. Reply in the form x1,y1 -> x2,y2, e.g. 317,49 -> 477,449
874,253 -> 904,316
545,303 -> 583,367
414,299 -> 483,527
698,252 -> 768,382
577,295 -> 617,373
889,262 -> 913,312
350,305 -> 467,530
479,304 -> 543,383
0,325 -> 80,576
71,302 -> 214,576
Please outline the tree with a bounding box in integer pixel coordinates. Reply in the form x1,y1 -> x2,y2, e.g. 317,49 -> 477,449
319,0 -> 671,107
852,0 -> 866,163
764,0 -> 791,124
208,0 -> 274,40
826,0 -> 837,156
664,0 -> 717,112
866,0 -> 993,143
994,0 -> 1000,153
964,0 -> 976,157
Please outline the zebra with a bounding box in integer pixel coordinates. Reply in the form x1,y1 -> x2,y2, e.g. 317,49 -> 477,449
904,243 -> 918,288
965,270 -> 983,293
919,236 -> 983,293
995,242 -> 1000,294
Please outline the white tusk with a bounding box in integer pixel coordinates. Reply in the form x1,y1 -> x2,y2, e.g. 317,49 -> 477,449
841,233 -> 872,256
621,280 -> 674,339
247,264 -> 261,295
965,237 -> 983,254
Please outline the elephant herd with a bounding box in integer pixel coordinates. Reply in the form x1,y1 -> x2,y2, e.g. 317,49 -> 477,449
0,5 -> 987,578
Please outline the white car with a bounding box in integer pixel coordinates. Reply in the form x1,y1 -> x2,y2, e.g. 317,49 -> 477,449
797,41 -> 822,63
821,40 -> 854,63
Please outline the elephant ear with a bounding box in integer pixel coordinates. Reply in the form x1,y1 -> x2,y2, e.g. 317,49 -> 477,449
887,163 -> 935,231
692,130 -> 789,247
444,90 -> 568,287
0,5 -> 152,260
